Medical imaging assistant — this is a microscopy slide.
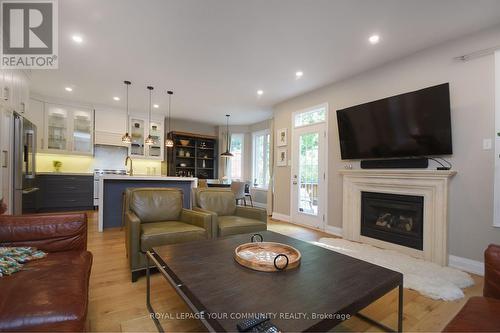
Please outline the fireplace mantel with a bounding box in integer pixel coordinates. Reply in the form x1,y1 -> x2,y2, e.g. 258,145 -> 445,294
340,169 -> 456,266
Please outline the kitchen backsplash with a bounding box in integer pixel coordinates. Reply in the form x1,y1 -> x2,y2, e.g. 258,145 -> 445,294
94,145 -> 128,169
36,145 -> 163,175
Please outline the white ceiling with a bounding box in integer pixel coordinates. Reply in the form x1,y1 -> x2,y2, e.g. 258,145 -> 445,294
29,0 -> 500,125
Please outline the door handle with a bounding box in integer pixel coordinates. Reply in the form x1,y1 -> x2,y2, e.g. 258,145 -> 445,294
22,187 -> 39,195
26,129 -> 35,179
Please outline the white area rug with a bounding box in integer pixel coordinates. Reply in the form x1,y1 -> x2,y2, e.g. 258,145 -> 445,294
313,238 -> 474,301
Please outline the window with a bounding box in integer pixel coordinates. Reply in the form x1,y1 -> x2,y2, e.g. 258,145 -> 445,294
252,130 -> 270,189
294,105 -> 326,127
229,134 -> 244,180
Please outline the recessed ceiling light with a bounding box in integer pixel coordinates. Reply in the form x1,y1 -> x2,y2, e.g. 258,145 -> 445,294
295,71 -> 303,78
72,35 -> 83,43
65,87 -> 73,92
369,34 -> 380,44
153,104 -> 159,108
113,96 -> 120,101
257,90 -> 264,96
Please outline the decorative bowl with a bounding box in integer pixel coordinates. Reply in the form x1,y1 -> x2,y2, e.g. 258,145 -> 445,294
234,241 -> 301,272
179,139 -> 190,146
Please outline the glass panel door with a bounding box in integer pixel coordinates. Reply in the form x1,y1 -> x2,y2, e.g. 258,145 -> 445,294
291,120 -> 327,229
46,104 -> 68,151
298,132 -> 319,216
146,121 -> 162,158
130,118 -> 145,157
72,109 -> 92,153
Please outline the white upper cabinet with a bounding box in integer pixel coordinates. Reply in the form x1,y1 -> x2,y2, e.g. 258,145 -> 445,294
43,103 -> 94,155
0,70 -> 29,113
129,115 -> 164,160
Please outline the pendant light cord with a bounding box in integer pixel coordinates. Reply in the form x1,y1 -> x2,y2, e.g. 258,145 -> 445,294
124,80 -> 131,136
126,83 -> 129,131
147,86 -> 153,137
168,92 -> 172,133
226,114 -> 230,151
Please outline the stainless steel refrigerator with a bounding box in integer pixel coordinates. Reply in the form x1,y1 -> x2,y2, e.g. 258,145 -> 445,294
13,112 -> 38,215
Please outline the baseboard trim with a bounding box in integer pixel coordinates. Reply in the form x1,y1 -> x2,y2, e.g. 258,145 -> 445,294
271,212 -> 290,222
324,225 -> 343,237
252,202 -> 267,209
448,255 -> 484,276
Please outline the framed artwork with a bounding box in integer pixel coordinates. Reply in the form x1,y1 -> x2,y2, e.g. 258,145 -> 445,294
277,147 -> 287,167
277,128 -> 287,146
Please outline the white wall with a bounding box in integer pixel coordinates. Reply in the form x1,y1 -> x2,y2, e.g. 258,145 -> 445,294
494,50 -> 500,227
273,25 -> 500,262
170,118 -> 217,136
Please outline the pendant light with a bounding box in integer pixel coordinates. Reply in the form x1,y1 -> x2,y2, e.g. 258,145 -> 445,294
165,90 -> 174,148
145,86 -> 155,145
121,81 -> 132,144
220,114 -> 233,158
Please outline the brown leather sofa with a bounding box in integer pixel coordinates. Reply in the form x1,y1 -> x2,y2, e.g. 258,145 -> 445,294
443,244 -> 500,332
0,213 -> 92,332
124,188 -> 212,282
194,188 -> 267,238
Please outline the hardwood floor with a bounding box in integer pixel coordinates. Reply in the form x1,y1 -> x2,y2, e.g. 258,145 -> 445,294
85,211 -> 483,332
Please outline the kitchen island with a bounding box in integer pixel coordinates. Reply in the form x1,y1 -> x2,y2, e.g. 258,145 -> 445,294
98,175 -> 197,232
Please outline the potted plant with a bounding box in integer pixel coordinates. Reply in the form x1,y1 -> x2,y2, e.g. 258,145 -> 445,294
53,160 -> 62,172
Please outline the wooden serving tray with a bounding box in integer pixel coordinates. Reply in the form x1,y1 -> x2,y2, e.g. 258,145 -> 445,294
234,242 -> 301,272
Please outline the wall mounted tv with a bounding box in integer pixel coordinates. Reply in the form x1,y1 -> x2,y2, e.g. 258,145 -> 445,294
336,83 -> 452,160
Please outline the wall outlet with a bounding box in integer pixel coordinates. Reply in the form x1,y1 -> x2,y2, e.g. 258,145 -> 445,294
483,138 -> 492,150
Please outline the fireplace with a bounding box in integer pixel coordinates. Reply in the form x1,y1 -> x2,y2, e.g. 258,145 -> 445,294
361,191 -> 424,250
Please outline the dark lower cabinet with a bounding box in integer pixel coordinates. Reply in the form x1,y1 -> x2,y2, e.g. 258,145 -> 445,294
38,174 -> 94,212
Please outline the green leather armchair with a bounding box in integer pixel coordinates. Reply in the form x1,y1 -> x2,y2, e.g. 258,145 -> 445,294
124,187 -> 212,282
193,188 -> 267,238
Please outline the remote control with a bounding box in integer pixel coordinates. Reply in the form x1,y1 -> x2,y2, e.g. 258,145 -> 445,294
236,316 -> 269,332
250,321 -> 281,333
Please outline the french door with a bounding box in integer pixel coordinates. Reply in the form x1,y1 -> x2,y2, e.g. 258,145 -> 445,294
291,111 -> 327,229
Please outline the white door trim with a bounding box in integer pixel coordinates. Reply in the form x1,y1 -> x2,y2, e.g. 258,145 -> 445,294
290,103 -> 329,230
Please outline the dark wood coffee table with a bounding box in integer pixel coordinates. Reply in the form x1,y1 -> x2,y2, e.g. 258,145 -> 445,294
146,231 -> 403,332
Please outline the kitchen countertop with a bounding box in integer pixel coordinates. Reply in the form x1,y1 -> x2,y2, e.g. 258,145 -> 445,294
99,174 -> 197,181
37,172 -> 94,176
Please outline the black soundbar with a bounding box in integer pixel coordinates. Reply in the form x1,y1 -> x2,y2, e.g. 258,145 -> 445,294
360,158 -> 429,169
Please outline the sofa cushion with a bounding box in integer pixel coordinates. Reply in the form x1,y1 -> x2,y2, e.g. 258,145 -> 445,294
484,244 -> 500,299
443,296 -> 500,332
197,190 -> 236,216
140,221 -> 207,252
0,250 -> 92,332
130,188 -> 183,223
217,216 -> 267,237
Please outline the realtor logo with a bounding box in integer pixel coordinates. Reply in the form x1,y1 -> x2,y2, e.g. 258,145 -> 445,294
1,0 -> 58,69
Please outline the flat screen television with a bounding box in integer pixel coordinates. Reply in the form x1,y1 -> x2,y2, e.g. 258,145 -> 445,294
336,83 -> 452,160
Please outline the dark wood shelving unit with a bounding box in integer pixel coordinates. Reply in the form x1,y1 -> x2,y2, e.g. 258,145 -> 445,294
166,131 -> 218,179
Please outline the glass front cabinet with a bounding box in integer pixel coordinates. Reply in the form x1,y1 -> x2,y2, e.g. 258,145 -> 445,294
43,103 -> 94,155
128,116 -> 164,160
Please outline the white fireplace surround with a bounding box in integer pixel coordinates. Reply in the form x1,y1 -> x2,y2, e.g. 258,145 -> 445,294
340,169 -> 456,266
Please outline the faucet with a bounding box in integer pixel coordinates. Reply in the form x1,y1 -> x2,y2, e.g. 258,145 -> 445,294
125,156 -> 133,176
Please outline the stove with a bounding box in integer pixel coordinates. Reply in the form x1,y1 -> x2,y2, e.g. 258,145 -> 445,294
94,169 -> 127,177
93,169 -> 127,206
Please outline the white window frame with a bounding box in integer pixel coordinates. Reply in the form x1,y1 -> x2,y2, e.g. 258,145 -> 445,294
293,103 -> 328,129
229,133 -> 244,181
252,129 -> 270,190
